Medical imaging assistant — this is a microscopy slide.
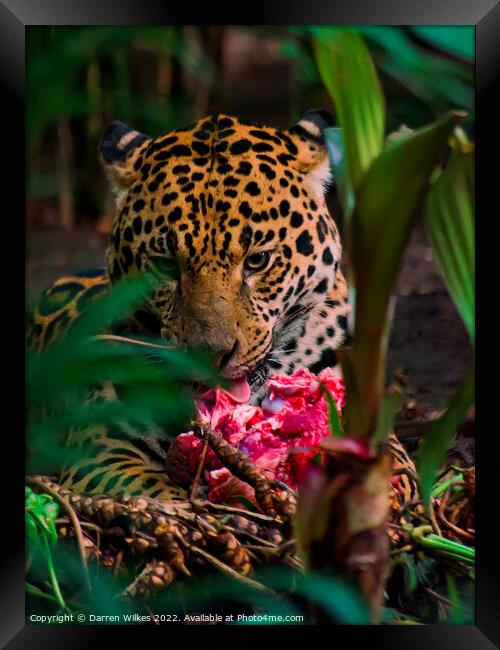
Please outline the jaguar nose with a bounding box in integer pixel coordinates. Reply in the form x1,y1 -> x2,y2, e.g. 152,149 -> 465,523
214,340 -> 239,372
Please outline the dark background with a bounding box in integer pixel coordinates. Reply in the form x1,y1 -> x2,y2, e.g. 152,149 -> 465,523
26,25 -> 474,423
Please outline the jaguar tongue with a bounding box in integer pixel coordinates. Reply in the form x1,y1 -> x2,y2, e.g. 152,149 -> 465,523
194,377 -> 251,404
225,377 -> 251,403
195,377 -> 251,427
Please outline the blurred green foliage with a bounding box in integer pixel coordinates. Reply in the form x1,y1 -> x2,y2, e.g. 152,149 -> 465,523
416,138 -> 475,507
316,26 -> 465,441
26,271 -> 371,623
26,545 -> 370,625
26,25 -> 474,228
313,28 -> 385,197
310,29 -> 474,623
317,27 -> 474,519
425,142 -> 475,344
27,26 -> 212,155
27,271 -> 220,475
280,26 -> 474,130
27,26 -> 218,222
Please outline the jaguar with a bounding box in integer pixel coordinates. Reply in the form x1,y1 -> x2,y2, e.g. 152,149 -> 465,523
28,110 -> 416,507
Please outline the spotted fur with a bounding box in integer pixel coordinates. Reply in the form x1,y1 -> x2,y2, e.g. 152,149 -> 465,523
28,111 -> 416,508
100,111 -> 350,394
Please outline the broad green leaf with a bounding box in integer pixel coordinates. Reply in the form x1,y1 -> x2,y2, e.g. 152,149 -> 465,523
417,363 -> 474,509
343,111 -> 463,439
425,150 -> 474,344
360,27 -> 474,117
27,271 -> 223,477
324,127 -> 355,218
372,391 -> 405,447
410,27 -> 475,62
62,273 -> 156,344
313,28 -> 385,201
320,383 -> 344,438
263,570 -> 370,624
157,565 -> 369,624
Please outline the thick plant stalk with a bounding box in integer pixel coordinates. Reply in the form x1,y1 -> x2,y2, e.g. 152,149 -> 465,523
297,448 -> 393,622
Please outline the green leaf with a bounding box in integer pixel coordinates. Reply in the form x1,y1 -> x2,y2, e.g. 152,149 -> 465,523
431,473 -> 464,499
425,150 -> 474,343
320,383 -> 344,437
410,27 -> 475,62
446,572 -> 464,624
310,452 -> 323,467
359,27 -> 474,118
25,488 -> 59,544
161,565 -> 369,624
392,552 -> 418,597
417,363 -> 474,509
324,127 -> 355,219
342,110 -> 463,439
313,28 -> 385,200
27,272 -> 222,476
61,272 -> 156,344
271,570 -> 370,624
26,26 -> 200,155
372,391 -> 405,447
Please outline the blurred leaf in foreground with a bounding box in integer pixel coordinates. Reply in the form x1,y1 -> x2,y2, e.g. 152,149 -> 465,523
410,26 -> 475,62
27,271 -> 220,475
339,111 -> 463,439
425,148 -> 474,344
313,27 -> 385,201
359,27 -> 474,121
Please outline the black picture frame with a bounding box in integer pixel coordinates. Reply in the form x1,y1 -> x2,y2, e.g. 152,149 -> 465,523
1,1 -> 496,647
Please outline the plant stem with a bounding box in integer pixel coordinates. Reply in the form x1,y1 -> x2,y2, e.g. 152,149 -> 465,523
43,536 -> 68,612
409,525 -> 474,564
432,474 -> 463,498
26,476 -> 91,592
25,582 -> 59,604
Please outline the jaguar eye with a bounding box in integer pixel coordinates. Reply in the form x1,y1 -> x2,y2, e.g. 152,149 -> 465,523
149,255 -> 180,281
244,251 -> 272,273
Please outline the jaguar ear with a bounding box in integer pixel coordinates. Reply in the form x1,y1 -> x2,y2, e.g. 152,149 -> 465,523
289,109 -> 335,143
99,121 -> 151,204
288,109 -> 335,197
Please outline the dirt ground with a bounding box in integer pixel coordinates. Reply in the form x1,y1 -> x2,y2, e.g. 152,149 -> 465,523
390,224 -> 473,414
